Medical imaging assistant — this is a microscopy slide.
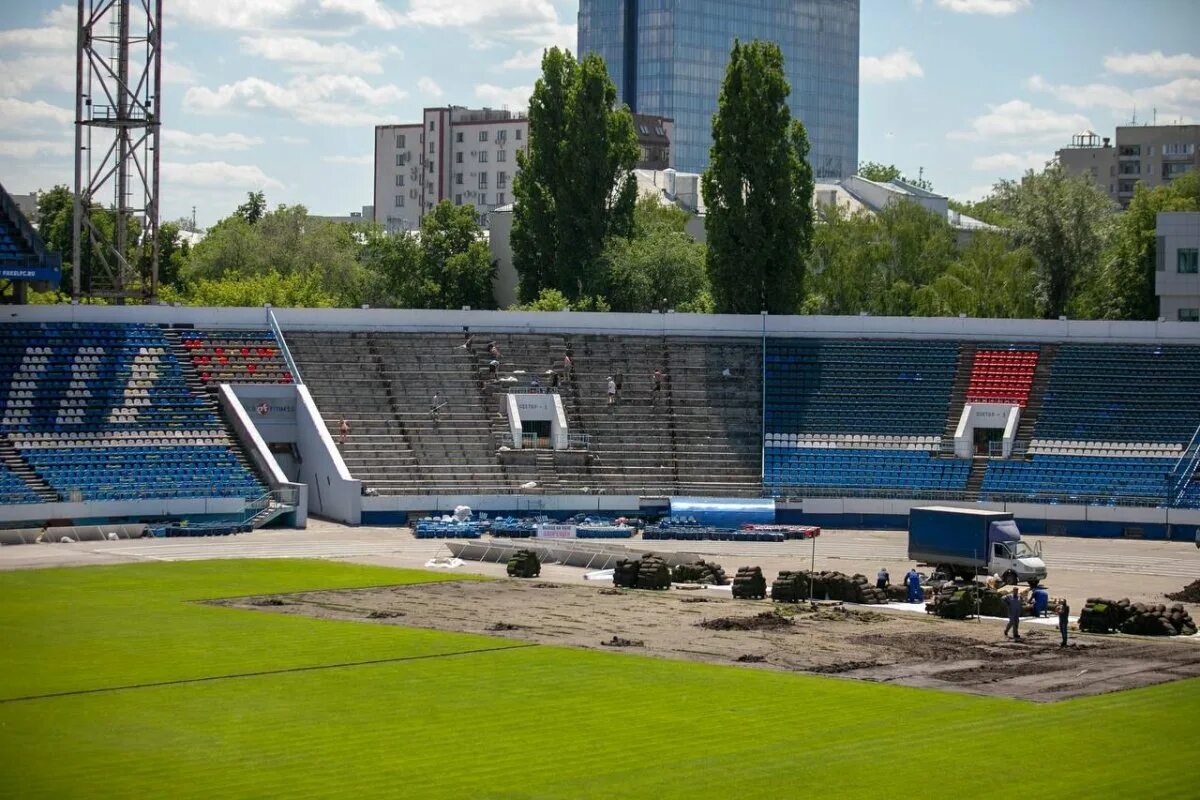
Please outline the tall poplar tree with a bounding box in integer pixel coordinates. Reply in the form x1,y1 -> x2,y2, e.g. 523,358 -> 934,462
702,40 -> 814,314
511,48 -> 638,303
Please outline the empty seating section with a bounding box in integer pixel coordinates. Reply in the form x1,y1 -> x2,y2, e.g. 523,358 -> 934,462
285,330 -> 762,496
1035,344 -> 1200,444
0,463 -> 38,503
765,340 -> 958,436
764,339 -> 961,496
22,446 -> 260,501
180,329 -> 292,385
764,448 -> 969,494
982,456 -> 1173,504
966,348 -> 1037,406
0,214 -> 33,265
0,323 -> 264,503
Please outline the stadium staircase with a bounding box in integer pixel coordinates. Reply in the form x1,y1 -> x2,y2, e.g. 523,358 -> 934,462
0,432 -> 57,501
964,457 -> 988,500
1012,343 -> 1057,454
939,343 -> 976,453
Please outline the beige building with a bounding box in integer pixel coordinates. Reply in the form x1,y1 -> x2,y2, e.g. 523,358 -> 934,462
1156,212 -> 1200,322
374,107 -> 673,233
1057,126 -> 1200,207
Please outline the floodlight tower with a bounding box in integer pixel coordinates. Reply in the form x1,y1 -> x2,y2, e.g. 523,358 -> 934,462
72,0 -> 162,302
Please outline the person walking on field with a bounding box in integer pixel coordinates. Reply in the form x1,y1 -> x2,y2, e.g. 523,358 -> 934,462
338,416 -> 350,447
1057,599 -> 1070,648
1003,587 -> 1022,641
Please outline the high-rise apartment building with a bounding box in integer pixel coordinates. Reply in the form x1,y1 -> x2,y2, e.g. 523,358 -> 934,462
1057,125 -> 1200,208
577,0 -> 859,178
373,107 -> 674,232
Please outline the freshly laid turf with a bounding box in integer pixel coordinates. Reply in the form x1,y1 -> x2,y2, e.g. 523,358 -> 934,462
1,560 -> 1196,798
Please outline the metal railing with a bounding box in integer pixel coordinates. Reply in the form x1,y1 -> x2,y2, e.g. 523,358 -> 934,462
240,487 -> 300,526
766,484 -> 1176,508
267,309 -> 304,385
567,432 -> 591,450
1169,423 -> 1200,503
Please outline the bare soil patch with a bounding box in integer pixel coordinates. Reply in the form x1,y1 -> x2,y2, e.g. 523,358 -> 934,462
211,580 -> 1200,702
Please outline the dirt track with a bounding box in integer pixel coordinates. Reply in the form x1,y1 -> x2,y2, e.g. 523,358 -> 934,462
214,579 -> 1200,703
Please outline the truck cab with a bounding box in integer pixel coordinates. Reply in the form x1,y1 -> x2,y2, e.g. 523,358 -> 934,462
990,537 -> 1047,583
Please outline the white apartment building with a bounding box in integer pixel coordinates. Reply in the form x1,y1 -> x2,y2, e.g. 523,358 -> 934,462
1157,212 -> 1200,322
374,106 -> 528,232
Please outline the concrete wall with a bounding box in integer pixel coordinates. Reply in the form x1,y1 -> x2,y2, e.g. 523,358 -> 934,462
1156,211 -> 1200,321
219,384 -> 308,528
9,304 -> 1200,344
0,496 -> 245,526
294,384 -> 362,524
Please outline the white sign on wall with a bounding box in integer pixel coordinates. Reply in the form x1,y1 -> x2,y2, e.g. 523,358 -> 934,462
537,523 -> 576,539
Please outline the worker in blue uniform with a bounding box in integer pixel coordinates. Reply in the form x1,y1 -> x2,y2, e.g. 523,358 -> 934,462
1031,585 -> 1049,617
904,568 -> 922,603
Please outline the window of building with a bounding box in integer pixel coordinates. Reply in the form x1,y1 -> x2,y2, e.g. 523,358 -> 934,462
515,129 -> 522,140
456,131 -> 463,143
394,195 -> 404,207
1165,162 -> 1195,178
479,151 -> 488,163
1164,143 -> 1197,156
455,173 -> 463,185
396,134 -> 406,149
479,172 -> 488,189
456,152 -> 463,164
497,171 -> 508,189
428,120 -> 435,131
1179,248 -> 1199,274
479,130 -> 489,142
456,194 -> 462,205
497,192 -> 505,205
1179,308 -> 1200,322
497,150 -> 506,163
395,174 -> 404,187
480,193 -> 488,205
395,154 -> 403,167
429,142 -> 435,154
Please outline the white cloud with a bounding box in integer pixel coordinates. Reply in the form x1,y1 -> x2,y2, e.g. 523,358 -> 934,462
317,0 -> 405,28
281,135 -> 309,145
1028,73 -> 1200,116
502,49 -> 545,70
185,75 -> 407,127
417,77 -> 444,98
1104,50 -> 1200,76
322,154 -> 373,166
0,98 -> 73,131
0,7 -> 74,51
936,0 -> 1030,14
405,0 -> 556,28
0,140 -> 74,160
970,152 -> 1050,172
161,160 -> 284,190
474,83 -> 531,111
956,183 -> 1001,202
239,35 -> 396,74
948,99 -> 1092,141
861,48 -> 924,84
163,130 -> 264,153
0,53 -> 76,93
170,0 -> 306,31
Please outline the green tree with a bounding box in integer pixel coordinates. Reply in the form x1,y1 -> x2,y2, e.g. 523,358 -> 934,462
912,231 -> 1038,318
160,270 -> 338,308
1095,172 -> 1200,320
512,47 -> 639,303
599,196 -> 710,313
235,191 -> 267,225
858,162 -> 933,190
703,40 -> 815,313
989,163 -> 1115,318
419,201 -> 496,309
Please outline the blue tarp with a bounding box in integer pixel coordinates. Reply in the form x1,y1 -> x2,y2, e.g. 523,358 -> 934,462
669,497 -> 776,528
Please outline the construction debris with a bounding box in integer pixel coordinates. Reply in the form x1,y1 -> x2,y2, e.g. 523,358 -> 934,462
1165,579 -> 1200,603
731,566 -> 767,600
670,559 -> 728,585
1079,597 -> 1197,636
505,549 -> 541,579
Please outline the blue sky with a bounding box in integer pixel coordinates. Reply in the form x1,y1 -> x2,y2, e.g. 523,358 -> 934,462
1,0 -> 1197,227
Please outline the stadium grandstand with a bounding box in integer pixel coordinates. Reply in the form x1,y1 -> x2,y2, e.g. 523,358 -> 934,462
0,306 -> 1198,541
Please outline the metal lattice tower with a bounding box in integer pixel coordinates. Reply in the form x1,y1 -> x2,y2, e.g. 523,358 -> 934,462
73,0 -> 162,302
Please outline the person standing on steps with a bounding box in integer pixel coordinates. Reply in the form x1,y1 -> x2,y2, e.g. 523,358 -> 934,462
606,376 -> 617,406
614,372 -> 623,400
652,369 -> 664,401
431,392 -> 443,422
338,416 -> 350,447
563,353 -> 573,382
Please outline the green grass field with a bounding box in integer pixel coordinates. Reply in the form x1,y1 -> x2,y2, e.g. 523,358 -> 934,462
1,560 -> 1195,798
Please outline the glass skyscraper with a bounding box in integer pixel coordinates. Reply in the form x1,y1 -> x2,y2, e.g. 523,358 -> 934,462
578,0 -> 859,179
